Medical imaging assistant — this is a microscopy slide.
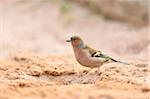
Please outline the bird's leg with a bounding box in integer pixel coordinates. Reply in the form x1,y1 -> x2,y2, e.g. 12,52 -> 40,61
97,66 -> 102,75
84,68 -> 94,74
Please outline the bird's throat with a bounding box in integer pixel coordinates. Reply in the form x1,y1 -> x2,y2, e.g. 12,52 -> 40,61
77,42 -> 85,48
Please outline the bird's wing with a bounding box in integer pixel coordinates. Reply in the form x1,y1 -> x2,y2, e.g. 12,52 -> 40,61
83,45 -> 129,65
84,46 -> 115,61
92,51 -> 130,65
83,45 -> 102,56
83,46 -> 109,62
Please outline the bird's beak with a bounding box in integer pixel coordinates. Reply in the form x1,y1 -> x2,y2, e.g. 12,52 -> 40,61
66,39 -> 71,42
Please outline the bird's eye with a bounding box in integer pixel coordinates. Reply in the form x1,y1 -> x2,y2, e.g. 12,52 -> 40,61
71,38 -> 76,41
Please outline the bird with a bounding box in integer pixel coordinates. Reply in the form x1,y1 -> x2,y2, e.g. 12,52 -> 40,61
66,36 -> 129,73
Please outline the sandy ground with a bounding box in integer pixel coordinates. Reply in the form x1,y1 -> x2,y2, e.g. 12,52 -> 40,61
0,1 -> 150,99
0,53 -> 150,99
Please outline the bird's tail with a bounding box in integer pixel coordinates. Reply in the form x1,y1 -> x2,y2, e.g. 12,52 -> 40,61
101,54 -> 130,65
110,58 -> 130,65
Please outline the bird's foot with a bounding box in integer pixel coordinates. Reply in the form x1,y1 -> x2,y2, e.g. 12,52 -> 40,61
82,70 -> 89,74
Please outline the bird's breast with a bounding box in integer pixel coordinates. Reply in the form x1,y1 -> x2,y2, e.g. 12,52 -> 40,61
73,48 -> 103,67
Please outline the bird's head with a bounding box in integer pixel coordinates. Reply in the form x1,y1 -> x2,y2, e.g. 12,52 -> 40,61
66,36 -> 85,48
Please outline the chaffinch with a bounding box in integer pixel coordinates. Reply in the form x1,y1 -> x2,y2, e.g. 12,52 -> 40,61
66,36 -> 129,73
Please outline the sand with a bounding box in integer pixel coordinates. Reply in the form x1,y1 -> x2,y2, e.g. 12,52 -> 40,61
0,53 -> 149,99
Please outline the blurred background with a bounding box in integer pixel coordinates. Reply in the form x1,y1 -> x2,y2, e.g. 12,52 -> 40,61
0,0 -> 149,61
